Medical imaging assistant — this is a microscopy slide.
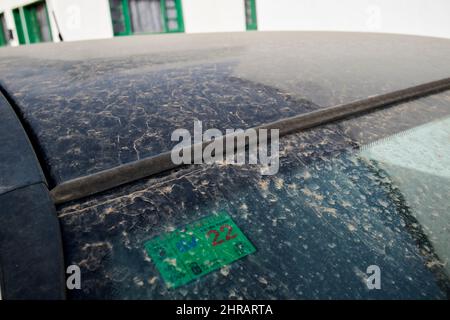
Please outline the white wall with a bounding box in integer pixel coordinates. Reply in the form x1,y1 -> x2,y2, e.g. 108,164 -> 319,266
2,0 -> 450,46
182,0 -> 246,33
257,0 -> 450,39
50,0 -> 113,42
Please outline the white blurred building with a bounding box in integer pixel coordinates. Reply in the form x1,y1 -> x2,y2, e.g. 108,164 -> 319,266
1,0 -> 450,47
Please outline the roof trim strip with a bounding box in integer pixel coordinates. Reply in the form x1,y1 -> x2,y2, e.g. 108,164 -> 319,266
50,77 -> 450,205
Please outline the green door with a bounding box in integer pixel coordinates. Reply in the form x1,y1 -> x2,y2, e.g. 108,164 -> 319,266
0,13 -> 6,46
24,5 -> 41,43
13,1 -> 52,45
24,1 -> 52,44
13,8 -> 26,45
245,0 -> 257,31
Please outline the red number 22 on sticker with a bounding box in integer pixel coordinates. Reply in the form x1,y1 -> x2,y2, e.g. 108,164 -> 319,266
206,224 -> 237,246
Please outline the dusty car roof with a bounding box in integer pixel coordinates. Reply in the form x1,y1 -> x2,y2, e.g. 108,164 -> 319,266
1,31 -> 450,300
1,31 -> 450,185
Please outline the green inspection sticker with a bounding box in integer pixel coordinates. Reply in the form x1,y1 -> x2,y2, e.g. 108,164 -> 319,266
144,211 -> 256,288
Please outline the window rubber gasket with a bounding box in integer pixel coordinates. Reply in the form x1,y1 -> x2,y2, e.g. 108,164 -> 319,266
50,77 -> 450,205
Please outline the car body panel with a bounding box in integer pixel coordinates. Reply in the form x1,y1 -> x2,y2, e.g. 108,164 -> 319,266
0,92 -> 65,299
0,91 -> 45,194
1,32 -> 450,183
57,90 -> 450,299
0,32 -> 449,300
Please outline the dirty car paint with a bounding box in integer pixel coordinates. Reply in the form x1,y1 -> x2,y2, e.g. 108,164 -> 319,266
2,32 -> 450,184
57,90 -> 450,299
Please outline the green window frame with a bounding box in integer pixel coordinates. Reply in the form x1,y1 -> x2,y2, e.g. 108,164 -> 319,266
109,0 -> 184,36
13,8 -> 26,45
245,0 -> 257,31
12,0 -> 53,45
0,13 -> 8,47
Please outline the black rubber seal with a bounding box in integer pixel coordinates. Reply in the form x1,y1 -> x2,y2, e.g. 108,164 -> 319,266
50,77 -> 450,205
